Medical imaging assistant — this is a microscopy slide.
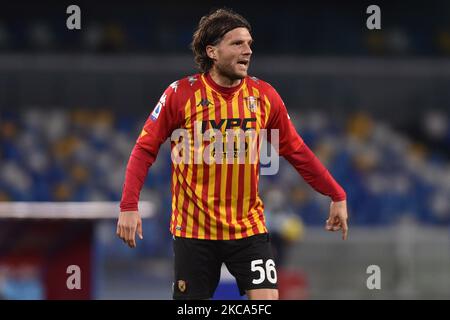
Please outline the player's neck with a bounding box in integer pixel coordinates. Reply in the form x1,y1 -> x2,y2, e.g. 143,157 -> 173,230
208,68 -> 242,88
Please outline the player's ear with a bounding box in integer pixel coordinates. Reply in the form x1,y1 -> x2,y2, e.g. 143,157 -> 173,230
206,45 -> 217,60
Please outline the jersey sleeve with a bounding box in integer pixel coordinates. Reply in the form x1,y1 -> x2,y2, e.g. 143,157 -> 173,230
120,83 -> 183,212
265,85 -> 304,156
137,83 -> 182,155
284,143 -> 347,202
264,83 -> 346,202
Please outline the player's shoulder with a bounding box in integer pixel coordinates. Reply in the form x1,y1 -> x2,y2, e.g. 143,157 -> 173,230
162,74 -> 202,105
246,75 -> 278,95
247,75 -> 285,110
168,73 -> 203,93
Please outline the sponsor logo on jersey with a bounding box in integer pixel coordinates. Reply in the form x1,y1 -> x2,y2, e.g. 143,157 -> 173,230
169,80 -> 179,93
197,98 -> 211,108
250,76 -> 259,83
150,93 -> 167,121
188,75 -> 198,86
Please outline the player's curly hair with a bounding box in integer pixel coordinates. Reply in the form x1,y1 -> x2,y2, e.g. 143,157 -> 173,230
191,8 -> 252,73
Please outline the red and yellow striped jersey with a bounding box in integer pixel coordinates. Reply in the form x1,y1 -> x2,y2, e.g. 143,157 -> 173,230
120,73 -> 346,240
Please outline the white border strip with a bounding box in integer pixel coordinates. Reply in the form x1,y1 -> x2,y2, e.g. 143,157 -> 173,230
0,201 -> 154,219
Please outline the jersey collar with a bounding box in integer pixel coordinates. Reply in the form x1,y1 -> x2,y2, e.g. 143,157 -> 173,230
203,72 -> 246,96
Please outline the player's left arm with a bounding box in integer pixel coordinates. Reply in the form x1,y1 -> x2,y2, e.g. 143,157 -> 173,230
265,85 -> 348,240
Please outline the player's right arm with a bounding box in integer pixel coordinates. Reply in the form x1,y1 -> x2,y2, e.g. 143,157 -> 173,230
117,82 -> 182,248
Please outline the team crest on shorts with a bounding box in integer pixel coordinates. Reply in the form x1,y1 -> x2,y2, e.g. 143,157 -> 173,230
244,96 -> 259,113
177,280 -> 187,293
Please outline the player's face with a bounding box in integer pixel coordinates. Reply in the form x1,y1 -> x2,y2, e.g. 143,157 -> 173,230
212,27 -> 253,80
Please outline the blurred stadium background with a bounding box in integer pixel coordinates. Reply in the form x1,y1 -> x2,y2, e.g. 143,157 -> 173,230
1,1 -> 450,299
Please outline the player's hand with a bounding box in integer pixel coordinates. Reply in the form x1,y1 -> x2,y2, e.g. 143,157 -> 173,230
325,200 -> 348,240
117,211 -> 143,248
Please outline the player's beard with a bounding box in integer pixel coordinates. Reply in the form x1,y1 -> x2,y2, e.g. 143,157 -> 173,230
216,60 -> 247,82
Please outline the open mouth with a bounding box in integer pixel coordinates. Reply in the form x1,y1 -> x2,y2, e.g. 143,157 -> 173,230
237,60 -> 249,67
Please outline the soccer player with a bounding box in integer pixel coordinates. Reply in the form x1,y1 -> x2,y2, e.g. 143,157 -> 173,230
117,8 -> 348,300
